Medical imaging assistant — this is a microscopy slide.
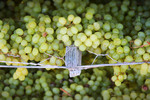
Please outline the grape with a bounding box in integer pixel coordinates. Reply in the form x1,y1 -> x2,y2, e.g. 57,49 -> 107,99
93,22 -> 100,30
15,37 -> 22,43
130,92 -> 137,99
111,75 -> 117,81
75,94 -> 82,100
85,12 -> 93,20
56,74 -> 63,80
59,17 -> 66,25
74,39 -> 82,47
46,28 -> 54,34
52,88 -> 60,94
118,75 -> 124,82
90,34 -> 98,41
140,63 -> 148,75
124,56 -> 133,62
71,26 -> 78,34
1,91 -> 9,97
116,23 -> 123,30
28,21 -> 37,29
113,38 -> 121,45
1,46 -> 8,54
21,40 -> 28,46
112,28 -> 119,34
39,43 -> 48,52
32,34 -> 40,43
79,44 -> 86,51
73,16 -> 81,24
84,39 -> 92,47
60,27 -> 67,34
137,48 -> 145,55
19,75 -> 25,81
115,80 -> 121,86
16,28 -> 24,36
68,14 -> 74,22
0,54 -> 6,61
84,29 -> 92,36
76,85 -> 84,92
116,46 -> 124,54
62,35 -> 69,42
143,53 -> 150,61
24,46 -> 32,53
104,32 -> 111,39
46,34 -> 54,42
134,39 -> 142,46
103,23 -> 111,32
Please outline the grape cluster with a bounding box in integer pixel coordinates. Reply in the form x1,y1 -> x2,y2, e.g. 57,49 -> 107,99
0,68 -> 109,99
0,66 -> 150,100
111,65 -> 128,86
13,68 -> 28,81
0,0 -> 150,99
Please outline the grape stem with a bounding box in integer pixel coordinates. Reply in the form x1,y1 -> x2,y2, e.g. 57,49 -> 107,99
87,50 -> 119,64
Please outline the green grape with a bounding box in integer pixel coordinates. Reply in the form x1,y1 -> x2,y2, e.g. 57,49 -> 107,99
75,94 -> 82,100
113,38 -> 121,45
115,80 -> 121,86
102,40 -> 109,47
52,88 -> 60,94
137,48 -> 145,55
39,43 -> 48,52
85,39 -> 92,47
111,75 -> 117,82
143,53 -> 150,61
130,92 -> 137,99
59,17 -> 66,25
32,34 -> 40,43
28,21 -> 37,29
104,32 -> 111,39
62,35 -> 69,42
1,46 -> 8,54
24,46 -> 32,53
85,12 -> 93,20
104,14 -> 112,21
79,44 -> 86,51
90,34 -> 98,41
116,46 -> 124,54
103,23 -> 111,32
71,26 -> 78,34
76,85 -> 84,92
16,28 -> 24,35
93,22 -> 100,31
73,16 -> 81,24
124,56 -> 133,62
56,74 -> 63,80
15,37 -> 22,43
68,14 -> 74,22
88,80 -> 94,86
94,32 -> 102,38
74,39 -> 82,47
134,39 -> 142,46
21,40 -> 28,46
60,27 -> 67,34
1,91 -> 9,98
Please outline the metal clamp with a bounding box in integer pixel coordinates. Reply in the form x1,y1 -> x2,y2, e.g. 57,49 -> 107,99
65,45 -> 82,77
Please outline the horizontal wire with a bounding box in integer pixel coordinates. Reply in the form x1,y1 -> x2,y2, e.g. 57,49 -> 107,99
0,61 -> 148,69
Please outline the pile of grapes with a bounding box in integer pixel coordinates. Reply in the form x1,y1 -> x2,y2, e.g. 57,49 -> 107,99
0,0 -> 150,99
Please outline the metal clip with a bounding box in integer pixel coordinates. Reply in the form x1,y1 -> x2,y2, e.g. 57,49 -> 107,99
65,45 -> 82,77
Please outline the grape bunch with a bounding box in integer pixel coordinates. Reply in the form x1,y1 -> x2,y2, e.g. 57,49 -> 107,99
13,68 -> 28,81
0,66 -> 150,100
0,0 -> 150,99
